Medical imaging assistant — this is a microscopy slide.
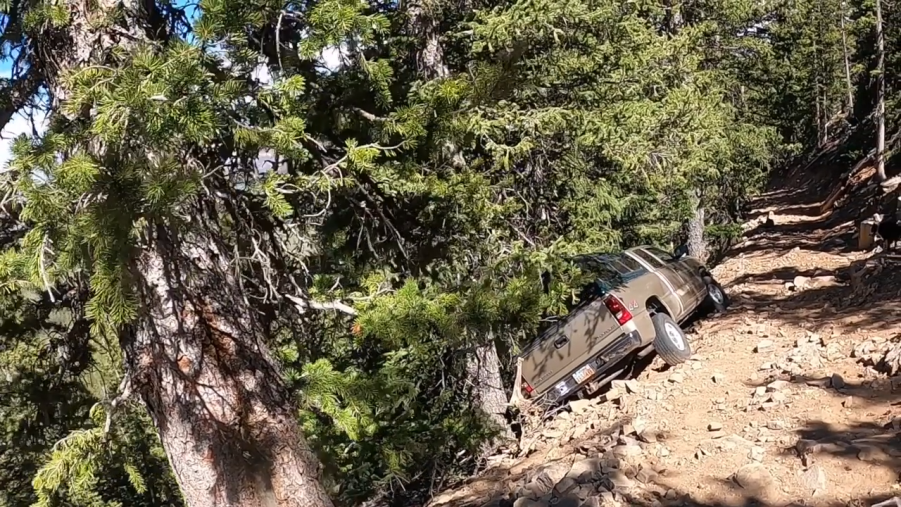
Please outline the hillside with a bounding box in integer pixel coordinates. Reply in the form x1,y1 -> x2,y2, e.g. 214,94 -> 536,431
427,166 -> 901,507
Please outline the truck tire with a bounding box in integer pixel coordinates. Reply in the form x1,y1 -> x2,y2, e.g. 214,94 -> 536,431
702,275 -> 730,313
652,312 -> 691,366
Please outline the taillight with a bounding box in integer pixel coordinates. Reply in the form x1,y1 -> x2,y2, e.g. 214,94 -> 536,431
604,295 -> 633,325
522,381 -> 534,397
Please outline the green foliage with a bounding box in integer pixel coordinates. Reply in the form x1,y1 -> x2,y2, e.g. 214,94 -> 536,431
6,0 -> 892,504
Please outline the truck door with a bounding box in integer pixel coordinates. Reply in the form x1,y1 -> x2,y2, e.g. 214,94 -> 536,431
627,248 -> 689,319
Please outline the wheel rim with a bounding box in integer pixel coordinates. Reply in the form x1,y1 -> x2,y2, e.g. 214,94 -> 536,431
708,284 -> 724,305
664,322 -> 686,351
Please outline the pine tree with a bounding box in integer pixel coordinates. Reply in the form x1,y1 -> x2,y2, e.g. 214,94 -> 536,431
2,0 -> 861,504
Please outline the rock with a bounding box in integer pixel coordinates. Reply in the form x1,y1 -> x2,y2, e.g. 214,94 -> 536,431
605,387 -> 623,401
842,396 -> 854,408
567,458 -> 603,483
799,464 -> 827,493
636,467 -> 659,484
830,373 -> 846,389
723,434 -> 754,448
708,430 -> 726,439
766,380 -> 789,391
796,439 -> 820,455
769,391 -> 787,403
607,469 -> 635,491
638,426 -> 661,443
554,477 -> 578,495
805,377 -> 830,387
513,498 -> 548,507
754,386 -> 767,397
611,444 -> 642,459
529,461 -> 570,495
708,422 -> 723,431
625,379 -> 641,394
618,435 -> 640,447
760,401 -> 779,411
669,373 -> 684,383
793,276 -> 810,290
712,373 -> 725,384
857,444 -> 889,462
767,420 -> 785,430
733,464 -> 776,497
755,340 -> 774,353
569,399 -> 592,414
572,423 -> 590,440
749,446 -> 765,462
484,499 -> 516,507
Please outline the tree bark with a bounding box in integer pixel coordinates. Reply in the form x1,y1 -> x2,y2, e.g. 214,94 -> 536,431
45,1 -> 335,505
0,68 -> 41,134
401,0 -> 511,442
125,219 -> 334,507
662,0 -> 682,35
403,0 -> 449,79
687,191 -> 707,262
839,0 -> 854,112
465,337 -> 513,443
876,0 -> 887,182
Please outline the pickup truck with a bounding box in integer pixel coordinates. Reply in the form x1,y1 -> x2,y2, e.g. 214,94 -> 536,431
518,244 -> 729,402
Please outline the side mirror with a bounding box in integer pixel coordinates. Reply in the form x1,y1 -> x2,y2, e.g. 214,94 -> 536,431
673,244 -> 689,260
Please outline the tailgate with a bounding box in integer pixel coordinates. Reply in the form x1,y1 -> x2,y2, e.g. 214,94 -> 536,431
520,298 -> 621,397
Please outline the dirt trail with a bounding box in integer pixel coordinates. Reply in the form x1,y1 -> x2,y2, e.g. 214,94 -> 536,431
429,182 -> 901,507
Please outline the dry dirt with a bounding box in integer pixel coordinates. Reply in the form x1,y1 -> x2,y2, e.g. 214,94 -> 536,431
427,180 -> 901,507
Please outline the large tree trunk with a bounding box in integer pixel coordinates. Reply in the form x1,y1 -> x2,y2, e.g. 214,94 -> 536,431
839,0 -> 854,112
401,0 -> 510,441
403,0 -> 449,79
125,219 -> 334,507
465,337 -> 513,443
876,0 -> 887,182
686,191 -> 707,262
44,1 -> 335,504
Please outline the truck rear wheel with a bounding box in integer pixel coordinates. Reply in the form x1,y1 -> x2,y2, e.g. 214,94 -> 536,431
652,312 -> 691,366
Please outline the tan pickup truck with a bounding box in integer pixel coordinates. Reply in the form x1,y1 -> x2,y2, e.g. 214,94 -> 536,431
518,244 -> 729,403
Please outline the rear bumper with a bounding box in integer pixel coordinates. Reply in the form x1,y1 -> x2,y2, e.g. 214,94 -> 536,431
547,329 -> 643,401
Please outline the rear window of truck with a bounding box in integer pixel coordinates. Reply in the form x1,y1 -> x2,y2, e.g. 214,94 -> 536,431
632,249 -> 666,269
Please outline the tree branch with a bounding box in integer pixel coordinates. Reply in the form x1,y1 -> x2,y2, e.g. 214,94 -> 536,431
285,293 -> 358,315
0,65 -> 41,134
103,372 -> 134,435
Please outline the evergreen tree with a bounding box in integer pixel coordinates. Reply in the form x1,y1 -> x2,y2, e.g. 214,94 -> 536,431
2,0 -> 898,505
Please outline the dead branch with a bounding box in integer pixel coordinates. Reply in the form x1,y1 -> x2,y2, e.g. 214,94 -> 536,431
285,293 -> 357,316
103,372 -> 134,435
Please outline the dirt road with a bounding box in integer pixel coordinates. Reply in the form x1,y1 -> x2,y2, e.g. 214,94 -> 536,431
429,181 -> 901,507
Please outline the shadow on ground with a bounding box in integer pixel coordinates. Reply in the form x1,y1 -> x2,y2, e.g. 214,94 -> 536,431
720,237 -> 901,335
439,472 -> 900,507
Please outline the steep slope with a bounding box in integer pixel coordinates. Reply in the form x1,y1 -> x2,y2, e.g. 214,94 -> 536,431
427,171 -> 901,507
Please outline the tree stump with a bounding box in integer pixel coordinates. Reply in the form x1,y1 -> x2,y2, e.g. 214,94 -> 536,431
859,219 -> 878,250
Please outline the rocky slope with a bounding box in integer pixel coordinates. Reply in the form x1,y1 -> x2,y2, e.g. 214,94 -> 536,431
428,182 -> 901,507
